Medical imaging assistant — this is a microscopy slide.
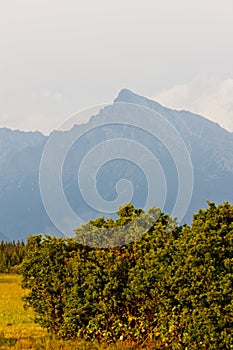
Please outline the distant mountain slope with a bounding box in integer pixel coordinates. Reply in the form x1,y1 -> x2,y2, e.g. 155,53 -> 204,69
0,89 -> 233,240
115,89 -> 233,173
0,128 -> 59,240
93,89 -> 233,218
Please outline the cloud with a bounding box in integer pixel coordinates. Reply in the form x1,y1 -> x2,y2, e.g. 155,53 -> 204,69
0,112 -> 56,135
0,89 -> 66,134
153,76 -> 233,132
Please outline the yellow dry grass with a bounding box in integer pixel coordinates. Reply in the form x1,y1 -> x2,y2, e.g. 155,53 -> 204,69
0,273 -> 46,349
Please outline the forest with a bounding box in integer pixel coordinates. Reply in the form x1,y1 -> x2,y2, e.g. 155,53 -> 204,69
0,240 -> 26,273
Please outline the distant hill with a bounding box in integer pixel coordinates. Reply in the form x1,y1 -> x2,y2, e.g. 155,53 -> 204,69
1,89 -> 233,240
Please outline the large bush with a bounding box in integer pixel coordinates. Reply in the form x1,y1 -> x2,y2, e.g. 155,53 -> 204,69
21,203 -> 233,349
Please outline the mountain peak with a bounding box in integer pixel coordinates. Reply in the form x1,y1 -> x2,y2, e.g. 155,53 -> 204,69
114,88 -> 164,111
114,88 -> 137,102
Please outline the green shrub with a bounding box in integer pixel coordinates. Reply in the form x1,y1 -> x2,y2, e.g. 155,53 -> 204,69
21,203 -> 233,349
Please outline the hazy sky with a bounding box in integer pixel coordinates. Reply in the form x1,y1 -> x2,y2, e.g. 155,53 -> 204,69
0,0 -> 232,134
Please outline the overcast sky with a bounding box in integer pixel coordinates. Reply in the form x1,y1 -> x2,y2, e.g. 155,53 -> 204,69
0,0 -> 232,134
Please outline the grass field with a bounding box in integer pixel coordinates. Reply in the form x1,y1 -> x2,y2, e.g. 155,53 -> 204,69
0,274 -> 158,350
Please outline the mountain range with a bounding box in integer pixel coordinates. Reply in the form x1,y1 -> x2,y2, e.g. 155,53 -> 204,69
1,89 -> 233,241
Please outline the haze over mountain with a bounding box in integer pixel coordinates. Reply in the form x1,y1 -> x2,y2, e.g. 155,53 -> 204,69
1,89 -> 233,241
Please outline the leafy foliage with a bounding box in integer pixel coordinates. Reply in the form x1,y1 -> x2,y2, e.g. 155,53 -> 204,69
159,201 -> 233,349
21,203 -> 233,349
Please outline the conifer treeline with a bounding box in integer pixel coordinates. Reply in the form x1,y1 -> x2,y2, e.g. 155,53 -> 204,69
0,240 -> 26,273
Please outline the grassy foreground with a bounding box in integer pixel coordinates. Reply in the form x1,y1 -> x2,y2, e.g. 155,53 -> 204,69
0,274 -> 157,350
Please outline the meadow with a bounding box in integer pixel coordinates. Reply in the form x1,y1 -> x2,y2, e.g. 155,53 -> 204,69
0,274 -> 156,349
